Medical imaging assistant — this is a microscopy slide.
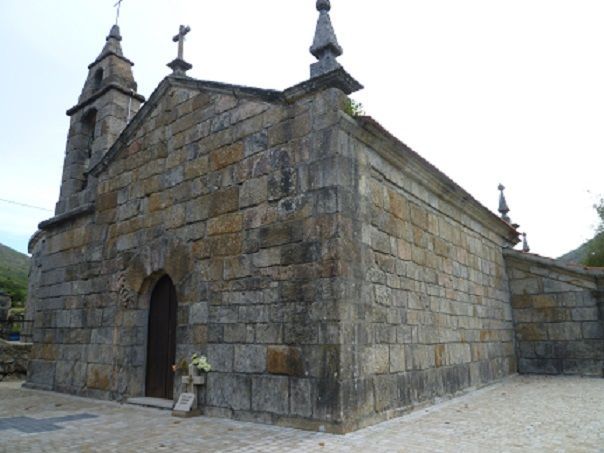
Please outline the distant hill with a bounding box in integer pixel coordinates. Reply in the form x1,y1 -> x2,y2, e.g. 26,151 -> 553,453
558,232 -> 604,266
0,243 -> 30,307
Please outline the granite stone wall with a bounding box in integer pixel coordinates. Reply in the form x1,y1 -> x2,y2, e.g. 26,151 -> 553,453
505,250 -> 604,377
28,78 -> 358,431
330,117 -> 519,431
28,76 -> 525,433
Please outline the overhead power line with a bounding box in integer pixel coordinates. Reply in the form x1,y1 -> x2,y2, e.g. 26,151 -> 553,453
0,198 -> 53,213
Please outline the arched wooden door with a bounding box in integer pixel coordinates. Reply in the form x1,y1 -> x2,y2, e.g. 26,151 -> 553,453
145,275 -> 177,399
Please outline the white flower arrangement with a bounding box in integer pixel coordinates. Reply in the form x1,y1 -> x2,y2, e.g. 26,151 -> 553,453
191,353 -> 212,373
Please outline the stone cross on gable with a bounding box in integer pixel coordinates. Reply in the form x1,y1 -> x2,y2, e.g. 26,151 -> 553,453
167,25 -> 193,77
173,25 -> 191,61
114,0 -> 124,25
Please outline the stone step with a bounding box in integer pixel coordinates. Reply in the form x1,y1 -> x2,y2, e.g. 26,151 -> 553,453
126,397 -> 174,411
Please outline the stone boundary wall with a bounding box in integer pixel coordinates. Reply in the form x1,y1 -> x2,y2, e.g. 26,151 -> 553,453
0,340 -> 32,381
505,250 -> 604,377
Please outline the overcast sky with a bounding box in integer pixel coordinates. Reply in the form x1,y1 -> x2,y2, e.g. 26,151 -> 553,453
1,0 -> 603,258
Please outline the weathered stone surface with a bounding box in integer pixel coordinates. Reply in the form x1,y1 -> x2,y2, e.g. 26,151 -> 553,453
0,340 -> 31,381
251,375 -> 289,415
506,251 -> 604,377
234,345 -> 266,373
207,344 -> 234,372
207,373 -> 251,411
290,377 -> 313,417
267,346 -> 304,376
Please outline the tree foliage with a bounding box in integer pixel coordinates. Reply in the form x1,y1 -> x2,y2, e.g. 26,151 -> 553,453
582,197 -> 604,267
0,243 -> 29,307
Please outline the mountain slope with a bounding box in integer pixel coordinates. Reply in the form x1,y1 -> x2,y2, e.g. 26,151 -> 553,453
0,243 -> 30,306
558,232 -> 604,266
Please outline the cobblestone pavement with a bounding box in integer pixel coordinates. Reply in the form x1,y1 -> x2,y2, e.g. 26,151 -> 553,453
0,376 -> 602,452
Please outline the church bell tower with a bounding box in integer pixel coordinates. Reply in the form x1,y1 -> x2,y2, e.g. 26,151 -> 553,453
56,24 -> 144,214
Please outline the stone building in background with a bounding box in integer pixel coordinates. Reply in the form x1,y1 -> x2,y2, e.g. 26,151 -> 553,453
26,1 -> 603,434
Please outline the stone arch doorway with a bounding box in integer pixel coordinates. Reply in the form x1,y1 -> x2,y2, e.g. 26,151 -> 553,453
145,275 -> 177,399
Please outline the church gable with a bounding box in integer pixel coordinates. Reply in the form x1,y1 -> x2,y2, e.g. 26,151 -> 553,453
94,79 -> 292,240
91,78 -> 284,183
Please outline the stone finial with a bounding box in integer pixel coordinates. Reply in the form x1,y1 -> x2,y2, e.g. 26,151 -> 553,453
310,0 -> 344,78
97,25 -> 124,59
168,25 -> 193,77
498,184 -> 511,223
107,24 -> 122,42
522,233 -> 530,253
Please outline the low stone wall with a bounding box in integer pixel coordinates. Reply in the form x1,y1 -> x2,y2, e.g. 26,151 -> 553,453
0,339 -> 32,381
505,250 -> 604,377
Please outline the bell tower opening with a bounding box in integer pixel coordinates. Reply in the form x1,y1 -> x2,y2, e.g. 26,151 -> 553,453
93,68 -> 104,91
79,109 -> 97,190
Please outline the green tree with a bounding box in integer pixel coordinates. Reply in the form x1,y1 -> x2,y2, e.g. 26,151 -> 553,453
583,197 -> 604,267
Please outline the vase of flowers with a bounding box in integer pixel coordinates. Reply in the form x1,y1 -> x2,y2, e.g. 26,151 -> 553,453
189,353 -> 212,376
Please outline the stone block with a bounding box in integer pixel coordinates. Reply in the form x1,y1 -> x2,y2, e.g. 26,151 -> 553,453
207,372 -> 251,411
290,378 -> 312,417
566,340 -> 604,359
207,212 -> 243,236
252,248 -> 281,268
223,256 -> 252,280
209,187 -> 239,217
582,322 -> 604,339
268,168 -> 297,201
258,222 -> 303,248
268,120 -> 292,147
405,344 -> 435,371
91,328 -> 113,345
515,323 -> 547,342
252,375 -> 289,415
224,324 -> 255,343
206,344 -> 234,372
571,308 -> 599,321
532,342 -> 553,358
362,345 -> 390,375
210,142 -> 244,171
86,363 -> 112,391
281,242 -> 321,265
244,131 -> 268,157
374,374 -> 398,412
191,325 -> 208,344
255,324 -> 282,344
189,302 -> 208,325
510,278 -> 541,295
562,359 -> 604,377
518,358 -> 562,375
238,305 -> 268,323
267,346 -> 304,376
234,344 -> 266,373
240,177 -> 268,208
209,233 -> 242,256
546,323 -> 582,341
389,345 -> 405,372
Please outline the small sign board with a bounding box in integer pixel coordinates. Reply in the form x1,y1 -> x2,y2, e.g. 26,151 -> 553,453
174,393 -> 196,412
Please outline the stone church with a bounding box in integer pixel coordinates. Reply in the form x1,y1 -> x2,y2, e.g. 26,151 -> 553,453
26,1 -> 603,433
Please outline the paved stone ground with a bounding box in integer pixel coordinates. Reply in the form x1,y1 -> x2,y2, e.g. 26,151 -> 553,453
0,376 -> 602,452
